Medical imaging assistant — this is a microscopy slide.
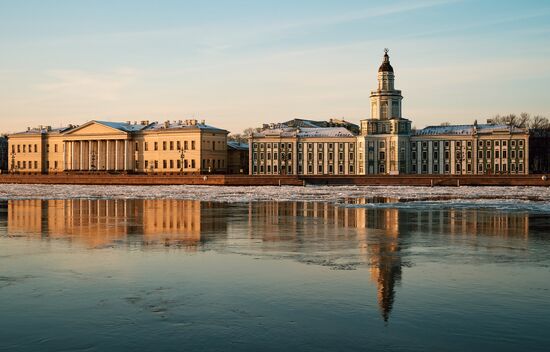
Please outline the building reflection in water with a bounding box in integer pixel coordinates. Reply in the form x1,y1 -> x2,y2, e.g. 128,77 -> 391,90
3,198 -> 530,321
5,199 -> 227,251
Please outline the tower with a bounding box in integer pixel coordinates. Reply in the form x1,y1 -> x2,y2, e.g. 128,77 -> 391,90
370,49 -> 403,120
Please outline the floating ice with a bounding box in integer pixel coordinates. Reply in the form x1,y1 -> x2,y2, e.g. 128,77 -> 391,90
0,184 -> 549,207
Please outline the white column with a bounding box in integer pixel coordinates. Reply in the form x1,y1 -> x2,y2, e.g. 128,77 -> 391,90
115,140 -> 119,171
78,141 -> 82,170
124,140 -> 128,171
62,142 -> 66,171
89,140 -> 92,170
106,140 -> 110,171
98,140 -> 102,170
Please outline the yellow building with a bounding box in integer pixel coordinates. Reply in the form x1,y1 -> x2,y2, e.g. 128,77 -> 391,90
8,119 -> 229,174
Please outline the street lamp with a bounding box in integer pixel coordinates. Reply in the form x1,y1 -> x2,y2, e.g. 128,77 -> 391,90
10,152 -> 15,174
90,151 -> 96,171
179,148 -> 185,174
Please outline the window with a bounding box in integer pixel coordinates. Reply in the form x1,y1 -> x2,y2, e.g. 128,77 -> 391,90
380,141 -> 385,148
154,142 -> 158,151
169,160 -> 174,168
511,140 -> 516,148
479,141 -> 484,148
486,151 -> 491,159
163,160 -> 167,168
177,141 -> 181,150
287,143 -> 292,149
467,141 -> 472,148
433,164 -> 438,173
519,140 -> 524,148
494,164 -> 499,172
511,151 -> 516,159
467,151 -> 472,159
23,145 -> 26,153
318,164 -> 323,173
445,141 -> 450,148
478,164 -> 483,172
145,160 -> 149,169
445,164 -> 450,173
34,161 -> 38,169
422,151 -> 427,160
434,151 -> 438,160
379,151 -> 386,160
54,144 -> 58,152
486,140 -> 492,147
412,164 -> 417,173
445,151 -> 450,160
184,160 -> 188,168
191,141 -> 196,150
495,151 -> 500,158
163,141 -> 167,150
519,150 -> 523,159
54,161 -> 58,169
503,150 -> 507,158
478,150 -> 483,159
145,142 -> 149,151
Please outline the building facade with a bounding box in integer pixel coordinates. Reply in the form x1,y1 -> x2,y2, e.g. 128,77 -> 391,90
8,119 -> 229,174
249,124 -> 357,176
249,50 -> 531,176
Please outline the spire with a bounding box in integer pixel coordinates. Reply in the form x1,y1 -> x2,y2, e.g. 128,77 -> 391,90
378,48 -> 394,73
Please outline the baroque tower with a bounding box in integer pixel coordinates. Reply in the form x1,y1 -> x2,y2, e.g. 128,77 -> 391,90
370,49 -> 403,120
358,49 -> 412,175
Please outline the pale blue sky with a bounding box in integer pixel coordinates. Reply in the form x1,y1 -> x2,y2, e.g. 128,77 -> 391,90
0,0 -> 549,133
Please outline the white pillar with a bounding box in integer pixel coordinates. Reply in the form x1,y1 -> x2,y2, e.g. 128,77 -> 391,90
106,140 -> 110,171
124,140 -> 128,171
62,142 -> 66,171
115,140 -> 119,171
79,141 -> 83,170
88,140 -> 92,170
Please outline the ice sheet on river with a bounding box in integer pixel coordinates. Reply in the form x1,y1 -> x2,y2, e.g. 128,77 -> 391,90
0,184 -> 549,206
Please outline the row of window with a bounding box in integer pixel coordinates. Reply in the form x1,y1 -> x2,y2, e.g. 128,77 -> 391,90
253,151 -> 356,163
253,142 -> 355,151
253,163 -> 356,175
412,162 -> 525,174
412,149 -> 525,161
413,139 -> 525,150
141,140 -> 197,152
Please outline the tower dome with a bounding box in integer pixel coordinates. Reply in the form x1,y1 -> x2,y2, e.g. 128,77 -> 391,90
378,48 -> 394,73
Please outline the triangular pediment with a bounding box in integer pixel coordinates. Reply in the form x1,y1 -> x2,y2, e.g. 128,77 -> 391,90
64,121 -> 129,136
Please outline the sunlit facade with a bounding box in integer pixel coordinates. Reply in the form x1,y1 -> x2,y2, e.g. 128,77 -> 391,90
7,119 -> 229,174
249,50 -> 531,176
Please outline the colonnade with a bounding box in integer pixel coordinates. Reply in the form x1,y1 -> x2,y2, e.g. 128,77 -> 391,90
63,139 -> 132,171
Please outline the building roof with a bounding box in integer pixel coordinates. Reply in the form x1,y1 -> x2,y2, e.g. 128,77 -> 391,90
378,49 -> 394,73
144,120 -> 228,133
11,126 -> 74,136
227,141 -> 249,151
253,126 -> 355,138
414,124 -> 528,136
297,127 -> 355,138
95,120 -> 148,132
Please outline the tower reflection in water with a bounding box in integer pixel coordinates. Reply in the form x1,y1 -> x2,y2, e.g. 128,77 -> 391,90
2,199 -> 530,321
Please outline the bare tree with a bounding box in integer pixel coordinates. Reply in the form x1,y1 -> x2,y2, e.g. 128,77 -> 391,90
530,115 -> 550,130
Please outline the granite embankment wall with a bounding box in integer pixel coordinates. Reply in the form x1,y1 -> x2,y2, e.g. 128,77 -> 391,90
0,174 -> 548,186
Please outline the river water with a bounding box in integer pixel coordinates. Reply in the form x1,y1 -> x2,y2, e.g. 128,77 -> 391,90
1,198 -> 549,351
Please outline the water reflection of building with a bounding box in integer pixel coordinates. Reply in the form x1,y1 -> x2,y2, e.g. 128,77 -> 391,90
6,199 -> 227,250
247,200 -> 403,321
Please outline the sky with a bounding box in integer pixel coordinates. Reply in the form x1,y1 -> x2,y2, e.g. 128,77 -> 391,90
0,0 -> 549,133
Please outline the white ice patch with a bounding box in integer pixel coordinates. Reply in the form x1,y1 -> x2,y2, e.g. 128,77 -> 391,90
0,184 -> 549,207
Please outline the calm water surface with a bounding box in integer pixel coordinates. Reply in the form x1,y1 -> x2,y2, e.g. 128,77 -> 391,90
1,198 -> 549,351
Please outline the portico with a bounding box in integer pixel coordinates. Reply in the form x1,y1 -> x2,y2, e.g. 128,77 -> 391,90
62,121 -> 134,171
